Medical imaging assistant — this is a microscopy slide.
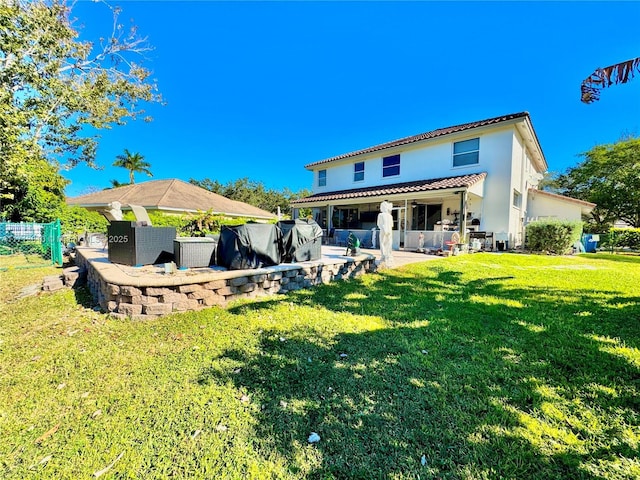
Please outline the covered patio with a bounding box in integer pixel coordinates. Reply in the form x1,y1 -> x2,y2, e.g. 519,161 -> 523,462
292,173 -> 493,251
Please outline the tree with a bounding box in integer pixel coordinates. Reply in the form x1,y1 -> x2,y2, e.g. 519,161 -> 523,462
107,179 -> 129,189
581,57 -> 640,103
113,149 -> 152,184
1,156 -> 68,222
0,0 -> 161,221
557,137 -> 640,228
537,171 -> 561,193
190,177 -> 311,215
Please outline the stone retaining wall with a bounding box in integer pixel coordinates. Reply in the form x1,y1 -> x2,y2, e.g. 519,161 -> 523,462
74,250 -> 376,320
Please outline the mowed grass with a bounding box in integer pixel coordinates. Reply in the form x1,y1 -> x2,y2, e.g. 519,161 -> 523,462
0,253 -> 638,479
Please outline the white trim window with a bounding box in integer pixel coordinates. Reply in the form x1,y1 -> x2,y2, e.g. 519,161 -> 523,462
382,154 -> 400,177
354,161 -> 364,182
453,138 -> 480,167
513,189 -> 522,208
318,169 -> 327,187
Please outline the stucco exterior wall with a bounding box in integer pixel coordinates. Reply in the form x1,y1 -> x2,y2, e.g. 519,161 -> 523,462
312,128 -> 516,195
304,117 -> 566,250
474,129 -> 514,238
527,193 -> 585,222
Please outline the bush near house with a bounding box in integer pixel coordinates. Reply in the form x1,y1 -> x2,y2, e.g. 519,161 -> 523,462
525,219 -> 582,254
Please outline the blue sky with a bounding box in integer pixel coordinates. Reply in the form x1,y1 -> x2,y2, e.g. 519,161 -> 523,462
64,1 -> 640,197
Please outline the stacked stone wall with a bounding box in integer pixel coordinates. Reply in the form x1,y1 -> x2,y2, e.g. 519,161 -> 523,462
75,251 -> 376,320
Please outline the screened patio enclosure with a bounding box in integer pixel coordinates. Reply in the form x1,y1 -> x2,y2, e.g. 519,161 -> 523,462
291,173 -> 488,251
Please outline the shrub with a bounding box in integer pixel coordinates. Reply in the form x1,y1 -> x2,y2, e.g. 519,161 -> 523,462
16,240 -> 46,256
121,210 -> 254,237
58,206 -> 108,239
145,211 -> 190,232
602,228 -> 640,250
181,213 -> 253,237
525,220 -> 583,255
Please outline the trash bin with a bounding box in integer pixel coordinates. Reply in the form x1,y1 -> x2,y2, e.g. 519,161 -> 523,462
582,234 -> 599,253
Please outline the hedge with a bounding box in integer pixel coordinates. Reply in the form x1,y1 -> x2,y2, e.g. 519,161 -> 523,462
525,220 -> 583,255
601,228 -> 640,250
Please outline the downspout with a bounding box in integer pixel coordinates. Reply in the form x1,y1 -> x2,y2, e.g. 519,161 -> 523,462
403,198 -> 408,247
459,189 -> 468,241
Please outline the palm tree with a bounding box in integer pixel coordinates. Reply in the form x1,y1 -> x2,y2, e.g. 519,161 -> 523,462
581,57 -> 640,103
113,149 -> 153,184
106,179 -> 129,189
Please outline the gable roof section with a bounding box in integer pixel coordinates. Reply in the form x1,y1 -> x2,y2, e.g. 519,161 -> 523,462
66,179 -> 276,219
528,188 -> 596,208
305,112 -> 542,169
292,173 -> 487,205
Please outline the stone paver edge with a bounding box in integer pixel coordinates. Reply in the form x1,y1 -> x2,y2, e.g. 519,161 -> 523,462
77,248 -> 376,288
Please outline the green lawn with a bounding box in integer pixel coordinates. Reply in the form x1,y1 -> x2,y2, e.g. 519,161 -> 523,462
1,253 -> 638,479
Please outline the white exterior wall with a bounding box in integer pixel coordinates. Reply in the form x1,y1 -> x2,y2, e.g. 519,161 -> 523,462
308,120 -> 550,246
508,132 -> 526,246
312,127 -> 515,193
473,129 -> 514,238
527,194 -> 584,222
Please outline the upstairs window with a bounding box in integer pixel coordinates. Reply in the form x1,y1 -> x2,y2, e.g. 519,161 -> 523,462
318,169 -> 326,187
383,154 -> 400,177
354,162 -> 365,182
453,138 -> 480,167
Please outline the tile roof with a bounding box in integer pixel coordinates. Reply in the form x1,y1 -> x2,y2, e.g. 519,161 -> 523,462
66,179 -> 276,219
292,173 -> 487,205
305,112 -> 531,168
528,188 -> 596,208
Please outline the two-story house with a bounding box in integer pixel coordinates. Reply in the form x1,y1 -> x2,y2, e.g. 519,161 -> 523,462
291,112 -> 594,251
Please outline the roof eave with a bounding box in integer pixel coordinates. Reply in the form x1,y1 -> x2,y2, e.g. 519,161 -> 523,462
528,188 -> 596,209
516,116 -> 548,172
303,112 -> 531,170
68,202 -> 276,219
292,174 -> 486,207
292,185 -> 471,207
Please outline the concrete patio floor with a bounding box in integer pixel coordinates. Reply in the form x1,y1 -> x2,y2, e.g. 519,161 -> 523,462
321,245 -> 443,268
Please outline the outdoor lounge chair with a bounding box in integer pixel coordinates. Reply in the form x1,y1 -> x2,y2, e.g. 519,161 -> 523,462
129,204 -> 153,226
